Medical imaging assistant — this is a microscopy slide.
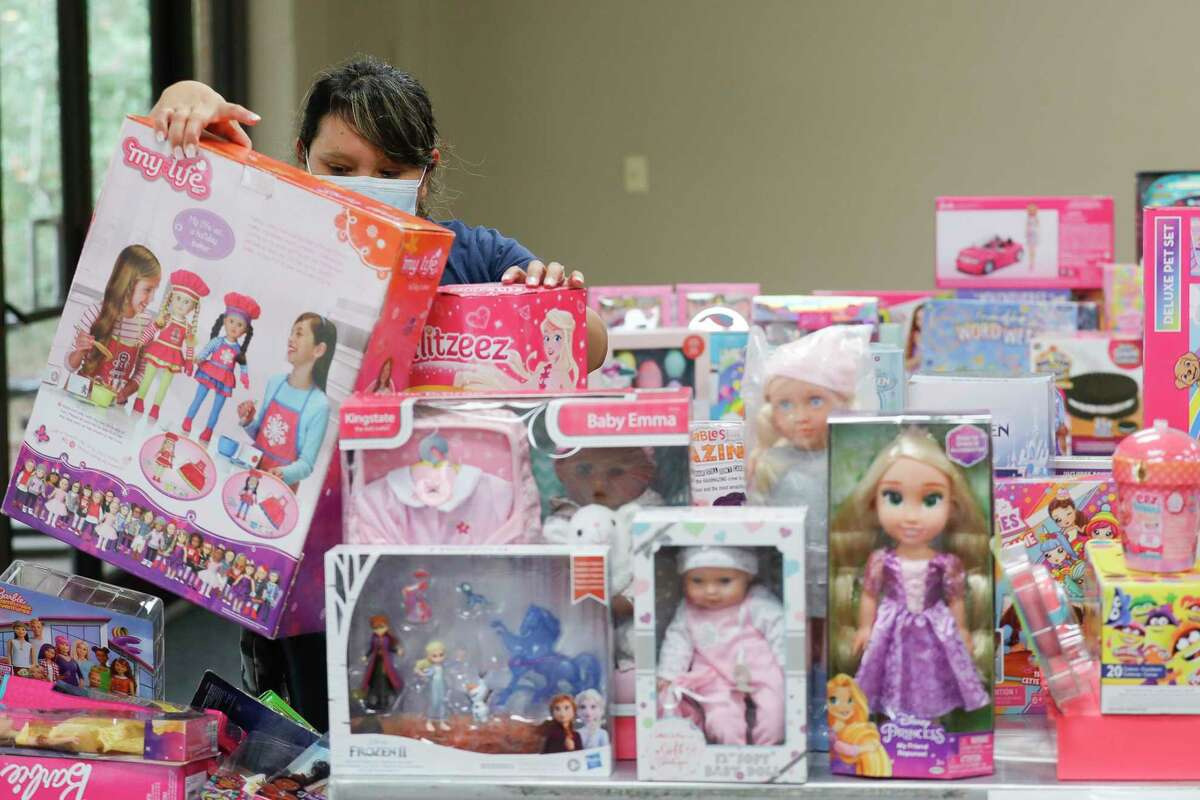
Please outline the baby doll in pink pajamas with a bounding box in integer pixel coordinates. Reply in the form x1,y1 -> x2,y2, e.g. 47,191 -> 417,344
656,546 -> 785,746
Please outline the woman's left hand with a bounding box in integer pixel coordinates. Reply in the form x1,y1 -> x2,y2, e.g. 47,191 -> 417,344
501,260 -> 585,289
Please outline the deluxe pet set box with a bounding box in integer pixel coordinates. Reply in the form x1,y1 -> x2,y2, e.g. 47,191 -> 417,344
3,116 -> 450,638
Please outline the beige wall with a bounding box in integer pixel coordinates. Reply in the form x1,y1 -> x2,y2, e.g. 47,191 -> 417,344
249,0 -> 1200,292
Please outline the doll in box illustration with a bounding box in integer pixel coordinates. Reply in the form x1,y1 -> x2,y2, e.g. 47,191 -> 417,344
66,244 -> 162,405
456,309 -> 579,391
183,292 -> 260,443
133,269 -> 210,421
656,546 -> 785,746
541,694 -> 583,754
363,614 -> 404,711
237,313 -> 336,490
831,429 -> 990,720
827,674 -> 892,777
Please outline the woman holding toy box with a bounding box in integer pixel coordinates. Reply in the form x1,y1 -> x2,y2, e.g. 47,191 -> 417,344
152,57 -> 609,731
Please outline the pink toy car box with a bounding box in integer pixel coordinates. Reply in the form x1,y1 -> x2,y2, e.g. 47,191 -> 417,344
1143,207 -> 1200,438
588,285 -> 675,329
407,284 -> 587,393
935,196 -> 1114,289
2,116 -> 448,638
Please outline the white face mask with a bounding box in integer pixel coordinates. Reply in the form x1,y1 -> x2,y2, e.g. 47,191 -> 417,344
307,156 -> 425,216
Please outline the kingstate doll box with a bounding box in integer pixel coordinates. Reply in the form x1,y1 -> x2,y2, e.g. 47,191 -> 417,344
3,116 -> 450,637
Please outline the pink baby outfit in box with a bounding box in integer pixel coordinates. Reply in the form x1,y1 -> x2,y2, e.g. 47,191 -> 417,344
658,584 -> 785,746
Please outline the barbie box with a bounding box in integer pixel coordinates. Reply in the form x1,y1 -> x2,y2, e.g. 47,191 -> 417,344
325,545 -> 614,778
407,283 -> 587,392
935,196 -> 1114,289
632,507 -> 807,784
3,116 -> 451,637
827,413 -> 995,780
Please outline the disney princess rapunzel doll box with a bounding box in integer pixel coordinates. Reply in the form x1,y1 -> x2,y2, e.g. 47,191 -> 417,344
3,116 -> 450,638
324,544 -> 613,778
827,413 -> 995,779
632,507 -> 807,784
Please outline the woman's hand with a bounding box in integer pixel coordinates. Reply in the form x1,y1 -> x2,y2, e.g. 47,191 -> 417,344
501,260 -> 585,289
150,80 -> 260,156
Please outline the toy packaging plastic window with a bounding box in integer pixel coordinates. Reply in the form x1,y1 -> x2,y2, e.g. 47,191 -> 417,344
934,196 -> 1114,289
631,507 -> 806,784
993,476 -> 1120,715
407,283 -> 588,392
827,413 -> 994,780
1,117 -> 449,638
0,560 -> 164,700
325,544 -> 613,777
587,285 -> 675,330
0,705 -> 217,763
587,329 -> 712,419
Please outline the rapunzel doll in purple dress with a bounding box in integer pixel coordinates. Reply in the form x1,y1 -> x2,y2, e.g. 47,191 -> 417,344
832,428 -> 990,721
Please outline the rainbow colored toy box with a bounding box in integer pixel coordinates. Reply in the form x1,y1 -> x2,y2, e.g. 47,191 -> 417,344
993,476 -> 1121,714
1143,207 -> 1200,439
2,116 -> 450,638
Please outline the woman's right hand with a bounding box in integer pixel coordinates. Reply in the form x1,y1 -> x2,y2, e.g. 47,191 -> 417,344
150,80 -> 260,156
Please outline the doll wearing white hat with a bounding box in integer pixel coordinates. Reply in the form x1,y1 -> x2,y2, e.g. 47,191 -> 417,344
656,546 -> 785,746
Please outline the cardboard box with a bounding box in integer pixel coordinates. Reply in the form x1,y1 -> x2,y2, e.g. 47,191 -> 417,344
935,196 -> 1114,289
1143,207 -> 1200,439
0,752 -> 216,800
588,285 -> 675,329
632,507 -> 806,783
2,116 -> 448,637
918,299 -> 1084,374
751,295 -> 877,348
588,329 -> 712,420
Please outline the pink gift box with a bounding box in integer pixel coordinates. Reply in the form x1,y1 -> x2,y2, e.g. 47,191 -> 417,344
0,752 -> 216,800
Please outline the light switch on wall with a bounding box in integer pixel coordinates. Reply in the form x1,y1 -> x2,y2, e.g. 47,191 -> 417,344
624,154 -> 649,194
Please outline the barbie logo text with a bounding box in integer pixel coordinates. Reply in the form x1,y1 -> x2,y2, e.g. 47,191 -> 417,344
122,137 -> 212,200
879,715 -> 946,746
413,326 -> 513,364
0,762 -> 91,800
0,586 -> 31,614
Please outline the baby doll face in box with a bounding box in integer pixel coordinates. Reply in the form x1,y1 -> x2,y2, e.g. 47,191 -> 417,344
767,377 -> 847,451
874,457 -> 952,550
683,567 -> 752,610
555,447 -> 654,509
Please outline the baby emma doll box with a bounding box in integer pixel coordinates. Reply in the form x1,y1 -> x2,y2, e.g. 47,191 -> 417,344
827,412 -> 995,780
632,507 -> 807,784
4,116 -> 450,637
325,544 -> 613,778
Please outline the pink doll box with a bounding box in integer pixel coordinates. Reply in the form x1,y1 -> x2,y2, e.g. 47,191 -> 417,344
324,544 -> 614,778
0,752 -> 216,800
1143,207 -> 1200,439
751,295 -> 878,348
1103,263 -> 1143,334
935,196 -> 1114,289
992,476 -> 1121,715
587,285 -> 676,330
1,116 -> 449,639
675,283 -> 759,329
587,329 -> 713,420
407,283 -> 587,392
632,507 -> 807,784
827,413 -> 995,780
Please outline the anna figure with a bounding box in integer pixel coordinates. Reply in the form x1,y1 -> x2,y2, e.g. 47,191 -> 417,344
362,614 -> 403,711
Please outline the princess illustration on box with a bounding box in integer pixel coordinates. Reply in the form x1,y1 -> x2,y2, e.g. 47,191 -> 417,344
827,674 -> 892,777
455,309 -> 579,391
183,292 -> 260,442
134,269 -> 210,421
830,428 -> 990,720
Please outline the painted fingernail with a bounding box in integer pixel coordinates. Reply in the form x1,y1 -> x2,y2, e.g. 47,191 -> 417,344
173,146 -> 184,160
184,144 -> 196,159
155,130 -> 165,143
248,112 -> 262,121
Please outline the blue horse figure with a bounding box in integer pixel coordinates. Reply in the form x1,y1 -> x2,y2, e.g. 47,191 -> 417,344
490,605 -> 603,706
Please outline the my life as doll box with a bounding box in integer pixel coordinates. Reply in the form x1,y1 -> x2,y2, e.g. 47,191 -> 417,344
2,116 -> 450,638
631,507 -> 806,784
993,477 -> 1121,715
0,560 -> 164,699
827,413 -> 995,780
1031,332 -> 1143,456
407,283 -> 588,392
1084,540 -> 1200,714
934,196 -> 1114,289
325,545 -> 614,778
1143,207 -> 1200,438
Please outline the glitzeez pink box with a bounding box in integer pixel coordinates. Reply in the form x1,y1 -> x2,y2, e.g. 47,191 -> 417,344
407,284 -> 587,392
1,116 -> 449,639
935,196 -> 1114,289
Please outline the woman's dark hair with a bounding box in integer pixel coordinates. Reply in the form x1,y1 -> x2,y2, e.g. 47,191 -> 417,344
209,313 -> 254,365
298,57 -> 441,216
295,312 -> 338,392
